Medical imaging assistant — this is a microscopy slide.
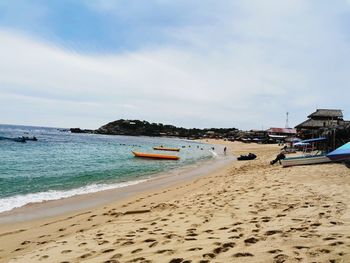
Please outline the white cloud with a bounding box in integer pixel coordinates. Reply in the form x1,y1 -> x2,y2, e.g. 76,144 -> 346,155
1,1 -> 350,129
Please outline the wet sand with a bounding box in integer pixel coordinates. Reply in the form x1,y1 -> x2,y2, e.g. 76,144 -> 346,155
0,140 -> 349,263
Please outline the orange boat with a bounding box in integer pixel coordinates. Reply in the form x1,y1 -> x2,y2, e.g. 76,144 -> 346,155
153,146 -> 180,152
132,151 -> 180,160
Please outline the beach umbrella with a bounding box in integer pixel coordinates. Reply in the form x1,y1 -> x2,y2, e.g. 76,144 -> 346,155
326,142 -> 350,162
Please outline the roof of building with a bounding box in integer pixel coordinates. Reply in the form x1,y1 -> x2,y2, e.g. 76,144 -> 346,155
267,127 -> 297,134
308,109 -> 343,119
295,119 -> 341,129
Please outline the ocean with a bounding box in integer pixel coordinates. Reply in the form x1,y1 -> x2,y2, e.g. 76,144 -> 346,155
0,124 -> 221,213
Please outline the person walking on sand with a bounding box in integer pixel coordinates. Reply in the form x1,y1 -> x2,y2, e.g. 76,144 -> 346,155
224,147 -> 227,155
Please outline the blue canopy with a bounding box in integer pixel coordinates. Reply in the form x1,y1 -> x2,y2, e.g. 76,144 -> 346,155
327,142 -> 350,161
300,137 -> 327,144
293,137 -> 326,147
293,142 -> 309,146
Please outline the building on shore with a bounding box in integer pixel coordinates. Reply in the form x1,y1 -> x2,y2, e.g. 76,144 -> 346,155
266,127 -> 297,143
234,129 -> 268,143
295,109 -> 350,149
295,109 -> 349,138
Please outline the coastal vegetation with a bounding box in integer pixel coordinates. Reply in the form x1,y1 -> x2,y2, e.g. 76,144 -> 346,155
71,119 -> 239,139
70,109 -> 350,149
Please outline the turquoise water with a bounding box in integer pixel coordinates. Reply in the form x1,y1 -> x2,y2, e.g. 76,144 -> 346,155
0,124 -> 219,212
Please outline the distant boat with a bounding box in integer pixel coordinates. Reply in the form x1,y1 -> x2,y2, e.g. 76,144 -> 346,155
21,136 -> 38,141
0,136 -> 26,143
153,146 -> 180,152
281,154 -> 331,167
132,151 -> 180,160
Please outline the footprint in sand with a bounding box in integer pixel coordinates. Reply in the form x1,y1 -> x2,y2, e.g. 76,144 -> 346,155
128,257 -> 151,263
121,241 -> 134,246
110,253 -> 123,259
156,249 -> 174,254
102,248 -> 115,253
329,241 -> 344,246
202,253 -> 216,259
149,241 -> 158,247
37,240 -> 50,245
79,251 -> 95,259
267,249 -> 283,254
294,246 -> 310,250
213,242 -> 236,254
98,240 -> 109,245
188,247 -> 203,251
232,252 -> 254,257
244,237 -> 259,245
265,230 -> 283,236
228,235 -> 241,239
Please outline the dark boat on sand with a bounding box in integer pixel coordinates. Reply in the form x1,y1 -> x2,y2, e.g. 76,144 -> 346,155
237,153 -> 257,161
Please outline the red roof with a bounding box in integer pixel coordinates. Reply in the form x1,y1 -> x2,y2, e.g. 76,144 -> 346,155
267,127 -> 297,134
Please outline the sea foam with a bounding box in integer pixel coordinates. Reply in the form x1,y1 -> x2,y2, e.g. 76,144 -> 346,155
0,179 -> 147,213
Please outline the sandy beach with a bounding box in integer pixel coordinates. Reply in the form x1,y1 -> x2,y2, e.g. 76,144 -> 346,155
0,140 -> 349,263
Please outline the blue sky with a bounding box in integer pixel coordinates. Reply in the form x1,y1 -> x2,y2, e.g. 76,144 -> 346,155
0,0 -> 350,129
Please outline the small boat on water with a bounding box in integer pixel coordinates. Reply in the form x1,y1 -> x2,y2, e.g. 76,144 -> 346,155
153,146 -> 180,152
0,136 -> 26,143
132,151 -> 180,160
21,136 -> 38,141
281,154 -> 331,167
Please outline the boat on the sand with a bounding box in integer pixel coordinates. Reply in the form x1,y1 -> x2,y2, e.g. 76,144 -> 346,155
237,153 -> 257,161
281,137 -> 331,167
132,151 -> 180,160
153,146 -> 180,152
281,154 -> 331,167
327,142 -> 350,162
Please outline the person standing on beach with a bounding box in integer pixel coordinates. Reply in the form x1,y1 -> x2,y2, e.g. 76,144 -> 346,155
224,147 -> 227,155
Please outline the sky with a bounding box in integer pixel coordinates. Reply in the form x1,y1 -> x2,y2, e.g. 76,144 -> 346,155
0,0 -> 350,129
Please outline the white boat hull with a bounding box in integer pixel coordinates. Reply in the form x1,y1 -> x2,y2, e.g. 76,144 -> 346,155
281,155 -> 331,167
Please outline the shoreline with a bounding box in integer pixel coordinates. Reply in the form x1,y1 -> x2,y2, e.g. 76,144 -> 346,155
0,127 -> 219,216
0,151 -> 233,224
1,140 -> 349,263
